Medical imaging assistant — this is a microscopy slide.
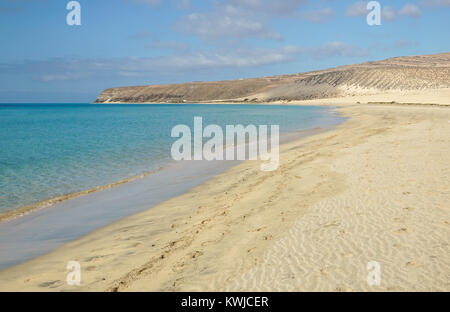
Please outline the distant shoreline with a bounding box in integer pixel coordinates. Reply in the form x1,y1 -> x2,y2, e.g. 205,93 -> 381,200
94,87 -> 450,107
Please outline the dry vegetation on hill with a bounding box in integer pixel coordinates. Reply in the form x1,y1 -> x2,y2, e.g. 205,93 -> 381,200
95,53 -> 450,104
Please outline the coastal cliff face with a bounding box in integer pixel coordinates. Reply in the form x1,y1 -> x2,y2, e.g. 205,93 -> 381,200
95,53 -> 450,104
94,76 -> 301,104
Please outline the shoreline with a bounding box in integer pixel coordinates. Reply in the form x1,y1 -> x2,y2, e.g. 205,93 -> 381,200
94,87 -> 450,107
0,168 -> 163,224
0,102 -> 449,291
0,107 -> 342,225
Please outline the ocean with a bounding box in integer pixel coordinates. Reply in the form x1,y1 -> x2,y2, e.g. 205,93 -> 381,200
0,104 -> 342,214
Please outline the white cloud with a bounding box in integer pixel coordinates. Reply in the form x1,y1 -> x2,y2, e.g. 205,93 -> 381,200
345,1 -> 368,17
302,7 -> 335,23
346,1 -> 422,21
176,13 -> 282,40
174,0 -> 309,40
268,0 -> 309,16
398,4 -> 422,17
228,0 -> 308,16
1,42 -> 367,81
382,6 -> 396,21
175,4 -> 282,40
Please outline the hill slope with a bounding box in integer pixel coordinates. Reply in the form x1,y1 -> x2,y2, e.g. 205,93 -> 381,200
95,53 -> 450,104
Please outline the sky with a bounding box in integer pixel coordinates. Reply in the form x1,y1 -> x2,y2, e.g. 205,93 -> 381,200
0,0 -> 449,103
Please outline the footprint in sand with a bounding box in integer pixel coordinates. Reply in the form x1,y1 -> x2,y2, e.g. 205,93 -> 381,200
396,227 -> 413,234
189,250 -> 204,259
39,280 -> 63,288
405,261 -> 417,268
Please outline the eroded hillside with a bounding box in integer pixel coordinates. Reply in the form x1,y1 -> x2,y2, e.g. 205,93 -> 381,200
95,53 -> 450,104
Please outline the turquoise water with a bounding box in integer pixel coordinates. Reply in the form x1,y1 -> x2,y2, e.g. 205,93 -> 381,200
0,104 -> 341,213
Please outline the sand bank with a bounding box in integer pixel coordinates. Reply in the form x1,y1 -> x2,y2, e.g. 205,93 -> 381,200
276,88 -> 450,107
0,103 -> 448,291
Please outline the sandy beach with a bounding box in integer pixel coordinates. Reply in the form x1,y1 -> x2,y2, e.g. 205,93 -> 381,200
0,101 -> 449,292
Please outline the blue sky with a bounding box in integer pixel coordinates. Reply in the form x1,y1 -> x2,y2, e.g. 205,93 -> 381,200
0,0 -> 449,103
